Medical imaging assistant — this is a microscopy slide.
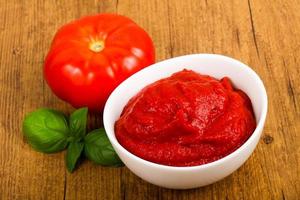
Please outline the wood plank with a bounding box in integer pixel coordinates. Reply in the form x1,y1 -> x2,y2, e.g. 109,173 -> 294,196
0,0 -> 67,199
0,0 -> 299,199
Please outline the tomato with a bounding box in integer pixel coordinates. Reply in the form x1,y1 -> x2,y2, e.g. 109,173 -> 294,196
44,14 -> 155,111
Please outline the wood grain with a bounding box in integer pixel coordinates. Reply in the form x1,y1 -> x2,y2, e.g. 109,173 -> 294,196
0,0 -> 299,199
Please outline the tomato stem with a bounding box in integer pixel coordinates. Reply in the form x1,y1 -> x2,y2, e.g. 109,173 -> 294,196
89,41 -> 104,53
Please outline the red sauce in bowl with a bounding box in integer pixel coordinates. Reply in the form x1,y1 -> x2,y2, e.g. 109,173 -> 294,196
115,69 -> 256,166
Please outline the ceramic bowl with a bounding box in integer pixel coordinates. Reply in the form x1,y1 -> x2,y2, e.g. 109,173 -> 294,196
103,54 -> 268,189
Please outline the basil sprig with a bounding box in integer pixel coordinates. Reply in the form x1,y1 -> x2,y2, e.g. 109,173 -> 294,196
23,109 -> 69,153
22,107 -> 123,172
69,107 -> 88,140
84,128 -> 123,166
66,141 -> 84,172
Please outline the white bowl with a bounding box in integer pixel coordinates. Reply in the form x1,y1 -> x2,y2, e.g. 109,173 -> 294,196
103,54 -> 268,189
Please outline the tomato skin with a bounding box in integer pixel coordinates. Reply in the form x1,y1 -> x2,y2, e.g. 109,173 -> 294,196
44,14 -> 155,111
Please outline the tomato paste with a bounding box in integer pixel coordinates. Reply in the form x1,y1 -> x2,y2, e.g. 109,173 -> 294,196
115,69 -> 256,166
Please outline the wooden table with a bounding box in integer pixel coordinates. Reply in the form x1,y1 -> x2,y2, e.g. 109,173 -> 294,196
0,0 -> 299,199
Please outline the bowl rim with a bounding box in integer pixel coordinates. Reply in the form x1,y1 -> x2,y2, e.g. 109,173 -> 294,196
103,53 -> 268,171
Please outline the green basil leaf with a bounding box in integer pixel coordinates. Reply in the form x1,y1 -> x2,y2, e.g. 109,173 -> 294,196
69,107 -> 88,140
22,108 -> 69,153
66,142 -> 84,172
84,128 -> 123,166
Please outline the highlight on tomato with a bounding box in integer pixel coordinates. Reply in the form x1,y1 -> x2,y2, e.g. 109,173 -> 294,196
44,14 -> 155,111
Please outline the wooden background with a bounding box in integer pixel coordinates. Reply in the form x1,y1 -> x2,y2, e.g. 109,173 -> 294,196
0,0 -> 299,199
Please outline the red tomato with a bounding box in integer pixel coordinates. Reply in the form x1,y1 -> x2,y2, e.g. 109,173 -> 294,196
44,14 -> 155,111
